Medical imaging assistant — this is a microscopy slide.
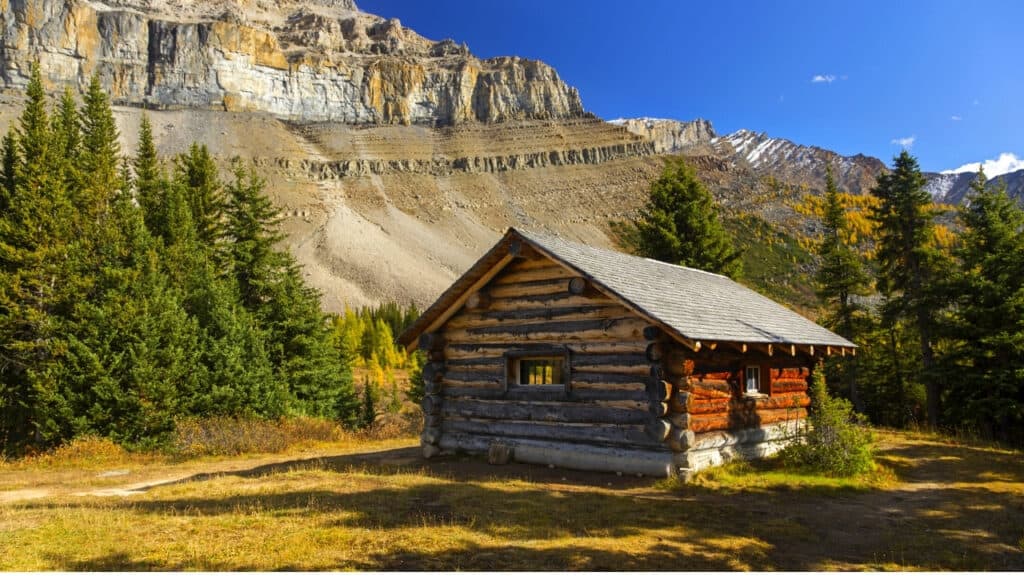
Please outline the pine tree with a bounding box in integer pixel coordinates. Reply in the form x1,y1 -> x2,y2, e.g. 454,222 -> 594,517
174,143 -> 224,248
869,151 -> 946,428
223,161 -> 357,421
134,114 -> 163,233
77,74 -> 121,221
361,378 -> 377,429
942,170 -> 1024,442
0,130 -> 18,210
0,62 -> 77,452
52,87 -> 81,189
815,166 -> 871,408
633,157 -> 742,277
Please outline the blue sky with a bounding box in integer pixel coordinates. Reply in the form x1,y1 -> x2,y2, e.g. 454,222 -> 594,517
358,0 -> 1022,174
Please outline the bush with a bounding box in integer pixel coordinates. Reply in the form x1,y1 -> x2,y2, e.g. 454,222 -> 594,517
779,366 -> 875,476
172,416 -> 345,457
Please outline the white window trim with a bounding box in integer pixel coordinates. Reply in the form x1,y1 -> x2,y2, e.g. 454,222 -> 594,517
745,365 -> 761,395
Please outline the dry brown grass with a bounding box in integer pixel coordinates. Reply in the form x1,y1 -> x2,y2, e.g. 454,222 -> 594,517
1,429 -> 1022,570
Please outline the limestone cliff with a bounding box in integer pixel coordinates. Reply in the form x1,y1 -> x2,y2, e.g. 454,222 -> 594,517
0,0 -> 584,125
609,117 -> 716,153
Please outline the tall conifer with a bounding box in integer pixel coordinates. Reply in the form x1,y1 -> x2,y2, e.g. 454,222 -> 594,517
634,157 -> 742,277
869,151 -> 944,427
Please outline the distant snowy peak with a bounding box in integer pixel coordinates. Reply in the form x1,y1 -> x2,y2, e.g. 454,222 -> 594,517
711,129 -> 881,175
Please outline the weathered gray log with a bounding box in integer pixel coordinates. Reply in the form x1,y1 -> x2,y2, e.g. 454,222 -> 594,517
421,427 -> 442,445
438,432 -> 675,477
668,391 -> 691,413
645,342 -> 664,362
491,265 -> 567,284
667,426 -> 696,452
443,386 -> 649,402
441,398 -> 649,425
465,291 -> 492,310
643,326 -> 662,341
667,413 -> 690,429
442,418 -> 660,447
425,379 -> 442,395
421,395 -> 442,415
458,317 -> 645,338
419,332 -> 445,351
567,277 -> 588,295
572,372 -> 650,385
443,370 -> 503,384
422,443 -> 442,459
422,362 -> 446,383
486,293 -> 608,312
488,278 -> 574,299
647,379 -> 672,402
650,400 -> 669,417
445,356 -> 504,368
445,341 -> 648,359
471,304 -> 619,324
645,417 -> 672,442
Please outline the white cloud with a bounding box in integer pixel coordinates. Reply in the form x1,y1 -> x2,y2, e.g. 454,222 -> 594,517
950,115 -> 962,121
811,74 -> 836,84
942,152 -> 1024,177
891,135 -> 916,149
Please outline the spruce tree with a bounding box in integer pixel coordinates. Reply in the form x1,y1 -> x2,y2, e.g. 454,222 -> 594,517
174,143 -> 224,248
869,150 -> 944,428
0,62 -> 76,452
634,157 -> 742,277
223,161 -> 357,421
52,87 -> 81,189
77,74 -> 121,221
0,130 -> 18,210
134,115 -> 163,233
815,166 -> 871,408
942,170 -> 1024,442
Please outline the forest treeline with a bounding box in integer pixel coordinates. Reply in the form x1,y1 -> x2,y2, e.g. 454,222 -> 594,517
0,64 -> 420,456
627,156 -> 1024,445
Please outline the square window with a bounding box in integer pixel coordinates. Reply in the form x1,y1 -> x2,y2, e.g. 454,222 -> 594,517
518,357 -> 565,386
504,348 -> 570,392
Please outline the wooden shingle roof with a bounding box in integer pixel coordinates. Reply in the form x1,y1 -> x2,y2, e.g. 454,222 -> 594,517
399,228 -> 856,352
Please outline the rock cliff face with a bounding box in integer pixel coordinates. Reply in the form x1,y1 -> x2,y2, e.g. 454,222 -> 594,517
609,117 -> 716,153
0,0 -> 584,124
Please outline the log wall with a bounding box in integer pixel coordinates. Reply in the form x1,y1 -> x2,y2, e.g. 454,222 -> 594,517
659,344 -> 813,442
420,253 -> 670,456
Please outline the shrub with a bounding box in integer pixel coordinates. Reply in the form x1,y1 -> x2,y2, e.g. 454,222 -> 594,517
780,366 -> 875,476
172,416 -> 345,457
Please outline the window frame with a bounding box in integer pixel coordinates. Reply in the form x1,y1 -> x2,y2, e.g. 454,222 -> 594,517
744,365 -> 764,396
504,348 -> 571,394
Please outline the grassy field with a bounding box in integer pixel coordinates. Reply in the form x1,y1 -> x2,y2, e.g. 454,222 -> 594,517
1,429 -> 1022,570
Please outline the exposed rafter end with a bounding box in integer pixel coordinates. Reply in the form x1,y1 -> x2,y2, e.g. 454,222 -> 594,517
727,342 -> 749,354
797,344 -> 816,357
753,343 -> 774,357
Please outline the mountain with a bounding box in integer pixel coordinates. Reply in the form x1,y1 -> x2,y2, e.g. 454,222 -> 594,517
1,0 -> 582,124
925,169 -> 1024,204
0,1 -> 1013,312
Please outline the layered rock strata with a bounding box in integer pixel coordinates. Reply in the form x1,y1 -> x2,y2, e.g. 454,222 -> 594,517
0,0 -> 584,124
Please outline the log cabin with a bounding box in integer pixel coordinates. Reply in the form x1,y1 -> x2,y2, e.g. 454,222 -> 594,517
398,228 -> 856,478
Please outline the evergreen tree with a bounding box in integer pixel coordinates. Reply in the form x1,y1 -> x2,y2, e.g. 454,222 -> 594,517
815,166 -> 871,408
0,130 -> 18,209
633,157 -> 742,277
0,62 -> 76,452
133,114 -> 163,233
52,87 -> 81,189
223,161 -> 357,421
869,150 -> 945,428
942,170 -> 1024,442
77,74 -> 121,221
174,143 -> 223,248
360,378 -> 377,429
